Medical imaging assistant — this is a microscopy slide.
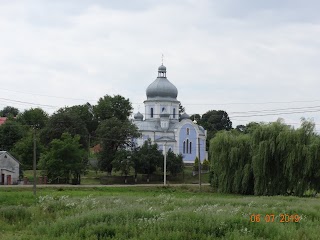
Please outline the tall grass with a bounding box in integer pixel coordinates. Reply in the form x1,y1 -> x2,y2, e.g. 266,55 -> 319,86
0,187 -> 319,239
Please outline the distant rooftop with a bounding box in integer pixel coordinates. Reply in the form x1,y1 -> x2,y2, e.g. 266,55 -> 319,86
0,117 -> 7,126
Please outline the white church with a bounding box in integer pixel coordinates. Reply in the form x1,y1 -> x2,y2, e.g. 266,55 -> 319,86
133,64 -> 207,163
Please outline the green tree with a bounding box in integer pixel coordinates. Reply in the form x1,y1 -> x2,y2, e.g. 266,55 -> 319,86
11,130 -> 44,169
96,117 -> 140,173
57,104 -> 98,135
193,157 -> 200,171
112,149 -> 133,183
199,110 -> 232,134
137,139 -> 163,182
38,133 -> 87,184
130,143 -> 142,182
210,118 -> 320,196
0,106 -> 19,117
202,159 -> 210,171
165,150 -> 184,177
190,114 -> 201,123
94,95 -> 133,121
251,120 -> 291,195
17,108 -> 49,129
210,130 -> 253,195
235,125 -> 246,133
40,111 -> 89,149
0,119 -> 26,151
199,110 -> 232,151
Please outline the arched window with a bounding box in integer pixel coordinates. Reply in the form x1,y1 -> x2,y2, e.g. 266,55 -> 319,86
187,128 -> 190,135
173,108 -> 176,118
162,107 -> 165,112
151,108 -> 154,118
183,141 -> 186,153
190,142 -> 192,154
186,139 -> 189,153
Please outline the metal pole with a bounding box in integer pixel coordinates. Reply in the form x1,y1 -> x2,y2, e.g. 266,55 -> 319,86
164,142 -> 167,186
198,137 -> 201,191
33,127 -> 37,196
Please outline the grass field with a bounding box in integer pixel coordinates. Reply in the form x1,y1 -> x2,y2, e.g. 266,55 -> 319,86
0,186 -> 319,239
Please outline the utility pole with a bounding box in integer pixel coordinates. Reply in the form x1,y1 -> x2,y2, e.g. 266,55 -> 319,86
33,127 -> 37,196
198,137 -> 201,191
163,142 -> 167,186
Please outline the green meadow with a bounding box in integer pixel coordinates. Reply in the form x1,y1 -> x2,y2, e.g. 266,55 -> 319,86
0,186 -> 319,240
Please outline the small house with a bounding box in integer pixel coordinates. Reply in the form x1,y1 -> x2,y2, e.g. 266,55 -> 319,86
0,151 -> 20,185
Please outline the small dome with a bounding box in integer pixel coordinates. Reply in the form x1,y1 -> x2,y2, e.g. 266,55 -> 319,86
158,65 -> 166,72
180,113 -> 190,120
146,65 -> 178,99
134,112 -> 143,121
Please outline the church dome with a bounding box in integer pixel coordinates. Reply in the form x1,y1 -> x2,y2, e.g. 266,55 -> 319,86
134,112 -> 143,121
158,65 -> 166,71
180,112 -> 190,120
146,65 -> 178,99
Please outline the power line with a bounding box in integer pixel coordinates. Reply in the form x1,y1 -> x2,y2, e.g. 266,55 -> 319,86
181,99 -> 320,106
0,88 -> 97,102
230,109 -> 320,118
0,97 -> 58,108
228,105 -> 320,114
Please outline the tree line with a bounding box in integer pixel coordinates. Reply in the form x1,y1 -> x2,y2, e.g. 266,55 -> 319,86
210,119 -> 320,196
0,95 -> 184,183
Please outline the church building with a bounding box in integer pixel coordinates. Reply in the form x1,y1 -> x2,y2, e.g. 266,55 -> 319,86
133,64 -> 207,163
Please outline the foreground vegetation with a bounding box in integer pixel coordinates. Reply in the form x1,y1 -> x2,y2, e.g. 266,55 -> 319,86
211,119 -> 320,196
0,186 -> 319,239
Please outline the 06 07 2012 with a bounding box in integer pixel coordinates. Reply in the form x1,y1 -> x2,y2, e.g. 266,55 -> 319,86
250,214 -> 301,223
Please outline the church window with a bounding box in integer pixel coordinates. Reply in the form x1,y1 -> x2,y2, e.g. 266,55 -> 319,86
173,108 -> 176,118
183,141 -> 186,153
190,142 -> 192,154
186,139 -> 189,153
187,128 -> 190,135
162,107 -> 165,112
151,108 -> 154,118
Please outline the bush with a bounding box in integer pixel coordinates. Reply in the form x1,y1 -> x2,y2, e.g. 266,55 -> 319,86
193,157 -> 199,171
202,159 -> 210,171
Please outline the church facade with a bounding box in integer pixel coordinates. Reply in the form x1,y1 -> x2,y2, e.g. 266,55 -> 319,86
133,64 -> 207,163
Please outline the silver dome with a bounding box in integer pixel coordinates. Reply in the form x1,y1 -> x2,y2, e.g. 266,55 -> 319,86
158,65 -> 166,72
146,65 -> 178,99
134,111 -> 143,120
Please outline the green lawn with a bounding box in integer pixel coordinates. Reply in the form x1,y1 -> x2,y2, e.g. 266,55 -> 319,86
0,186 -> 319,239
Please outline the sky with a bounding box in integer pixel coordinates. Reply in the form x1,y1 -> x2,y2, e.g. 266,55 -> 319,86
1,0 -> 320,130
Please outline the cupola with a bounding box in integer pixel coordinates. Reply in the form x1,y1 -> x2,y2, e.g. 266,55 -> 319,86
146,65 -> 178,99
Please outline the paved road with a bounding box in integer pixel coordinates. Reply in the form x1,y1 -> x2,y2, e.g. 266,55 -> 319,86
0,183 -> 210,188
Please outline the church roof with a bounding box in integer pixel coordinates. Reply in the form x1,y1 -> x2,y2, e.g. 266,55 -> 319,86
155,136 -> 176,142
146,65 -> 178,99
135,120 -> 180,132
180,112 -> 190,120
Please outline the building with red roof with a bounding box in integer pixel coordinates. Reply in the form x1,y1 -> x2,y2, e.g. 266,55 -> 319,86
0,117 -> 7,126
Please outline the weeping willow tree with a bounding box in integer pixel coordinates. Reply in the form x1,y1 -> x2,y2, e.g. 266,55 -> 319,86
251,120 -> 291,195
282,119 -> 320,196
210,118 -> 320,196
210,130 -> 253,194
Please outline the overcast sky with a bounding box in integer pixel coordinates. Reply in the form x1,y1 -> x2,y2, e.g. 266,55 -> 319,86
1,0 -> 320,130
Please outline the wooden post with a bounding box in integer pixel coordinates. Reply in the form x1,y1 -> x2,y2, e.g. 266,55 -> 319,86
33,127 -> 37,196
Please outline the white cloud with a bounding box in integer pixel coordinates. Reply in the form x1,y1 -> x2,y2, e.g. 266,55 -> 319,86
0,0 -> 320,130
